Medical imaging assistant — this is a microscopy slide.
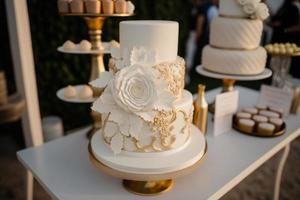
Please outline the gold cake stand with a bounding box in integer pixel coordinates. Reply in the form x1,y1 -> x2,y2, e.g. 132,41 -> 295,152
196,65 -> 272,113
58,13 -> 133,138
88,142 -> 207,196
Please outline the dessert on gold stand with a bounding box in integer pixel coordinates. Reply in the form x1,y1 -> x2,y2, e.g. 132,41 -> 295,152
56,1 -> 134,138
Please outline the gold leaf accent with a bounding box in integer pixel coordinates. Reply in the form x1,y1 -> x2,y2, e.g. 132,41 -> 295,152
152,57 -> 185,96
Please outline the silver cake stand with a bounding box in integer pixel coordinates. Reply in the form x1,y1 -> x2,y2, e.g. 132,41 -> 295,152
196,65 -> 272,112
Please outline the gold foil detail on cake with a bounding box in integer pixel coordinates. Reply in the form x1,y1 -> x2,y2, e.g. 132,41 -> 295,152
153,57 -> 185,96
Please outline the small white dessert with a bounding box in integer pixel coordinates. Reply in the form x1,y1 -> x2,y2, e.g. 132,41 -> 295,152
256,104 -> 267,110
269,118 -> 283,131
70,0 -> 84,13
78,85 -> 93,99
252,115 -> 268,123
63,40 -> 76,51
64,85 -> 77,99
78,40 -> 92,51
259,110 -> 280,118
109,40 -> 120,48
57,0 -> 70,13
268,106 -> 284,117
236,112 -> 251,119
238,119 -> 255,133
127,1 -> 135,14
243,107 -> 258,115
258,123 -> 275,135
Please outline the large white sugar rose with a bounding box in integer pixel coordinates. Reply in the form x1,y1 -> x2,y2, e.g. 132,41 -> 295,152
111,64 -> 157,112
255,3 -> 269,20
243,1 -> 259,14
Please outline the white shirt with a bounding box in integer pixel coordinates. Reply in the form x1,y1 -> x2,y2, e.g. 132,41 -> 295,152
207,5 -> 219,24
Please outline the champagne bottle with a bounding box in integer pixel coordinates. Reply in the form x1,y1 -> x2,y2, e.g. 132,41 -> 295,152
193,84 -> 208,134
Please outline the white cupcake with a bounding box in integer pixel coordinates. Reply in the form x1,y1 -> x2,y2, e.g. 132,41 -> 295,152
269,118 -> 283,131
238,119 -> 255,133
259,110 -> 280,118
243,107 -> 258,115
252,115 -> 268,123
236,112 -> 251,119
268,106 -> 284,117
257,123 -> 275,136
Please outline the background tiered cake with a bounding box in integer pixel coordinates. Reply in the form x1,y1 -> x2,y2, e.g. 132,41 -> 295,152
202,0 -> 270,75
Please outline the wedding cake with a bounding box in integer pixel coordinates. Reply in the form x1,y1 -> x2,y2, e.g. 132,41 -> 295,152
202,0 -> 270,75
90,21 -> 195,155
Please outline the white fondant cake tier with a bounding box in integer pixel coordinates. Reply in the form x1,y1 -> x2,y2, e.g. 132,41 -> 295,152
202,45 -> 267,75
102,90 -> 194,153
210,17 -> 263,50
219,0 -> 247,18
120,20 -> 178,65
90,124 -> 206,174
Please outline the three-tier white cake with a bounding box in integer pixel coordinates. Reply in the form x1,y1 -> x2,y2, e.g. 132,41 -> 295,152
202,0 -> 270,75
91,21 -> 196,155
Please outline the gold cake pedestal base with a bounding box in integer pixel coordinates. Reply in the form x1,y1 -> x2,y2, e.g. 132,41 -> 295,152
123,179 -> 173,196
88,141 -> 207,196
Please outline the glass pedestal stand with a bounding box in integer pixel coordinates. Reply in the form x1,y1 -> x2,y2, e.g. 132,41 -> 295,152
57,13 -> 133,138
196,65 -> 272,113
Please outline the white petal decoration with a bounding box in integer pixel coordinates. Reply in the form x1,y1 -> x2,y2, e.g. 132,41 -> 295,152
91,90 -> 116,114
130,47 -> 144,65
129,114 -> 143,139
103,121 -> 118,138
111,46 -> 121,59
118,122 -> 130,136
146,49 -> 158,65
89,71 -> 114,88
115,59 -> 125,70
109,106 -> 127,124
153,90 -> 175,111
110,133 -> 123,155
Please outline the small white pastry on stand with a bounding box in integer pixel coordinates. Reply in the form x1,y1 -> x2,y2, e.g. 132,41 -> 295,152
126,1 -> 135,14
63,40 -> 76,51
64,85 -> 77,99
78,85 -> 93,99
78,40 -> 92,51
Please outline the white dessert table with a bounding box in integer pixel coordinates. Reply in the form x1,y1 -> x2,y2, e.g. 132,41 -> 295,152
17,86 -> 300,200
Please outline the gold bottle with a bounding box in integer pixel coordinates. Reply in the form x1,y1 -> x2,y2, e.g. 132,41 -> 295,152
193,84 -> 208,134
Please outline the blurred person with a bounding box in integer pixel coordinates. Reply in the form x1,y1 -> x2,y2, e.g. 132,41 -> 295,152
184,0 -> 219,87
270,0 -> 300,78
261,0 -> 274,44
271,0 -> 300,43
185,0 -> 204,84
193,0 -> 219,67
